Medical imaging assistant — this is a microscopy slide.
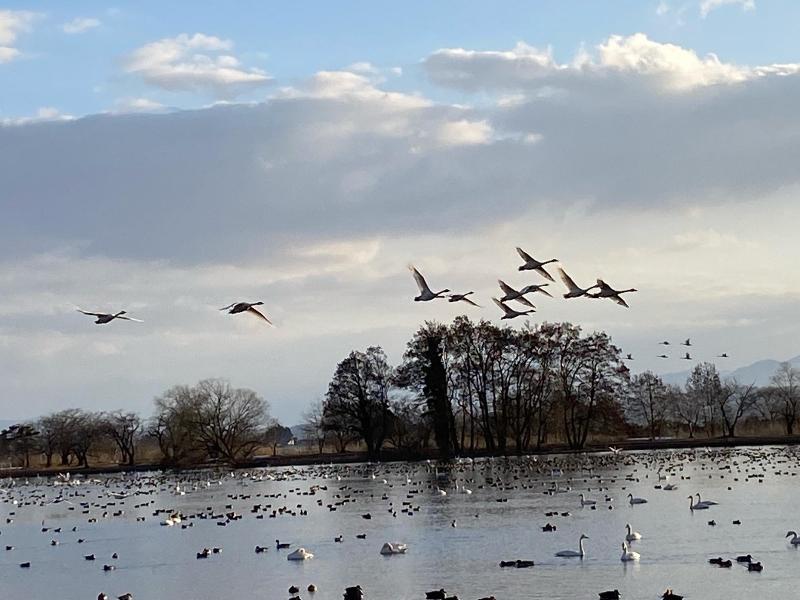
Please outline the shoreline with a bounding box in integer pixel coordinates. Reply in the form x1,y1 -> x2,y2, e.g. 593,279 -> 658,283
3,434 -> 798,480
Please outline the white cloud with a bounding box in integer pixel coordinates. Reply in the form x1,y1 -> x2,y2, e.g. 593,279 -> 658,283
112,97 -> 167,113
125,33 -> 271,97
1,106 -> 74,126
62,17 -> 101,34
0,9 -> 37,63
425,33 -> 797,93
700,0 -> 755,18
434,119 -> 493,146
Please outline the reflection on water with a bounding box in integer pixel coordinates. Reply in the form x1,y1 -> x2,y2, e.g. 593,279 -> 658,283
1,446 -> 799,600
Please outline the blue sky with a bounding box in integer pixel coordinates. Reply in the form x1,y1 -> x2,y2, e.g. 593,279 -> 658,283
3,1 -> 799,117
3,1 -> 800,423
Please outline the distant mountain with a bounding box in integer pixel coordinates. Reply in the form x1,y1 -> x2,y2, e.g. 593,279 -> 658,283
661,355 -> 800,387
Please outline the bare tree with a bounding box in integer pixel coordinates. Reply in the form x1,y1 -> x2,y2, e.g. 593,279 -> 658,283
715,379 -> 760,437
70,411 -> 104,467
102,411 -> 142,466
670,385 -> 703,438
685,363 -> 724,437
150,385 -> 204,465
769,362 -> 800,435
626,371 -> 669,439
302,399 -> 328,454
263,421 -> 292,456
191,379 -> 271,464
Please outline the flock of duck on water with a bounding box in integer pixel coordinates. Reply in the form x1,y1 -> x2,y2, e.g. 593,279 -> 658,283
2,446 -> 799,600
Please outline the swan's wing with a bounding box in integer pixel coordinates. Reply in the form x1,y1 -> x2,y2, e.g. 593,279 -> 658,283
219,303 -> 237,311
535,265 -> 556,282
513,296 -> 536,309
558,268 -> 580,293
611,295 -> 629,308
595,279 -> 614,293
247,306 -> 273,325
516,247 -> 534,263
117,315 -> 144,322
492,298 -> 513,316
460,296 -> 481,307
76,309 -> 105,318
497,279 -> 516,295
409,266 -> 432,294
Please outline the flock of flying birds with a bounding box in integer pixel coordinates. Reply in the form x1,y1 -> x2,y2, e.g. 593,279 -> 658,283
410,246 -> 638,320
411,247 -> 729,362
73,245 -> 727,362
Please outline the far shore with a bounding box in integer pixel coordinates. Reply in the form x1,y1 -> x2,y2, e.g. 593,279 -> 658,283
3,434 -> 799,480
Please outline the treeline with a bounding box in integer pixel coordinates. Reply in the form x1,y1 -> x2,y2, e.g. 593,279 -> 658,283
4,318 -> 799,469
304,317 -> 800,459
1,379 -> 290,469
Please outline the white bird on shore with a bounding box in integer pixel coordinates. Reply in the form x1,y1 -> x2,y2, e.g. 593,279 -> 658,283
620,541 -> 640,562
76,309 -> 143,325
558,268 -> 599,299
580,493 -> 596,506
786,531 -> 800,545
515,247 -> 557,281
625,524 -> 642,541
219,301 -> 273,325
409,266 -> 449,301
556,534 -> 588,558
493,298 -> 535,320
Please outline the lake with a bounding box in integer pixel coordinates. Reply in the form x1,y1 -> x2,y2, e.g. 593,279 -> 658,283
1,446 -> 799,600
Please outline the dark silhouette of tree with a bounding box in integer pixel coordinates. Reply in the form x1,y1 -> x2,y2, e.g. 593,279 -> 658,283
323,346 -> 392,459
263,422 -> 292,456
101,411 -> 142,466
769,362 -> 800,434
1,424 -> 39,468
302,399 -> 328,454
397,323 -> 455,458
626,371 -> 669,439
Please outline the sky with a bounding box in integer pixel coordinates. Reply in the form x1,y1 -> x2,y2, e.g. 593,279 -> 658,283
2,0 -> 800,425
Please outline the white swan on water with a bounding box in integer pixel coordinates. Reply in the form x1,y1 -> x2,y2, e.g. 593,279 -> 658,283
627,493 -> 648,505
625,524 -> 642,541
620,542 -> 640,562
786,531 -> 800,545
688,496 -> 709,510
695,493 -> 718,507
380,542 -> 408,555
287,548 -> 314,560
556,534 -> 588,558
580,493 -> 596,506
